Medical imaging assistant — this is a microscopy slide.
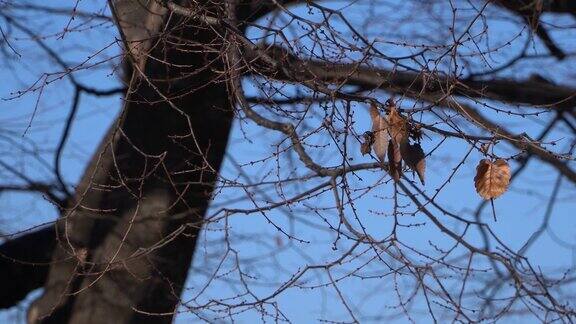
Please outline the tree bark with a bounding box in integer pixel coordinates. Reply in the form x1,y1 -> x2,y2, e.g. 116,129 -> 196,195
27,1 -> 233,323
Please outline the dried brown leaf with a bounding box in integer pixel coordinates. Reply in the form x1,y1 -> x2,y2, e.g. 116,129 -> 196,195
401,142 -> 426,185
360,131 -> 374,155
474,159 -> 511,199
360,142 -> 371,155
388,141 -> 402,182
386,102 -> 406,182
387,102 -> 408,145
369,103 -> 389,164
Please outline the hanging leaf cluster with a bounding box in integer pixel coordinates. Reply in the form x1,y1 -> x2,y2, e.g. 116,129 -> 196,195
361,100 -> 426,184
360,101 -> 514,200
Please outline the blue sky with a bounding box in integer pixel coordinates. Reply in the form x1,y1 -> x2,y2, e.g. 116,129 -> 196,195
1,1 -> 575,323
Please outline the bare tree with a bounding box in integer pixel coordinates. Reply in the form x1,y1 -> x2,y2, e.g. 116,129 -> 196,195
1,0 -> 575,323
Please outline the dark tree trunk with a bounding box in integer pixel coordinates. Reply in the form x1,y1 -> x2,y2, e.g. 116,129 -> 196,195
0,1 -> 298,321
27,2 -> 233,323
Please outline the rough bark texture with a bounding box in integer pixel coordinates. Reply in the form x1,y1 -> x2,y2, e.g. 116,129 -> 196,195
26,1 -> 233,323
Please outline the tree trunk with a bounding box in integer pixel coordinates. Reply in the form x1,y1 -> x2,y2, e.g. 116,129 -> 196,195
27,2 -> 233,323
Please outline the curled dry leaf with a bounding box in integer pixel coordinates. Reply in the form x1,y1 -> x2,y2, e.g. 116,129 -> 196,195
369,103 -> 389,164
360,131 -> 374,155
474,159 -> 511,199
387,143 -> 401,181
386,102 -> 407,182
387,103 -> 408,144
400,142 -> 426,184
